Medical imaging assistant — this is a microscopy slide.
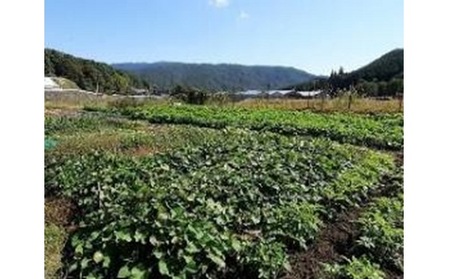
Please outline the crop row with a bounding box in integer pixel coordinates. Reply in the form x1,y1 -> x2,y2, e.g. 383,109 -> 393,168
322,168 -> 403,279
356,166 -> 403,273
45,114 -> 144,135
356,195 -> 404,272
107,105 -> 403,150
323,194 -> 403,279
45,115 -> 224,158
45,131 -> 395,278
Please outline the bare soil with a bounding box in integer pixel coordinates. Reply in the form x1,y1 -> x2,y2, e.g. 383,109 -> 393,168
281,209 -> 362,279
281,152 -> 404,279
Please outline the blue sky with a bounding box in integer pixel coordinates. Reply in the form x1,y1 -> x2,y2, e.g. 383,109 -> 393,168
45,0 -> 403,75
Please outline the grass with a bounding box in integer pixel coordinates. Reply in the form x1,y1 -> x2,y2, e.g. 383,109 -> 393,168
51,77 -> 80,89
45,114 -> 147,135
45,91 -> 168,112
44,197 -> 76,279
45,90 -> 403,115
45,113 -> 225,157
45,223 -> 67,279
45,92 -> 113,111
48,126 -> 223,157
48,129 -> 167,157
235,97 -> 403,114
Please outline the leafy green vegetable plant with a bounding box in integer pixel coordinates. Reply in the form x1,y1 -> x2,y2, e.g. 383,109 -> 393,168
46,130 -> 395,278
322,256 -> 386,279
104,104 -> 403,150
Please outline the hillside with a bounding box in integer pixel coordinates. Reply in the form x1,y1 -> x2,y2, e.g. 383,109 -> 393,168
347,48 -> 403,83
112,62 -> 317,91
45,49 -> 150,94
290,48 -> 403,96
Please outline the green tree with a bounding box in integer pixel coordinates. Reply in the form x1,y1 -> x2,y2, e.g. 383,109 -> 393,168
356,81 -> 378,97
377,81 -> 388,96
170,85 -> 209,104
44,48 -> 149,94
387,78 -> 403,96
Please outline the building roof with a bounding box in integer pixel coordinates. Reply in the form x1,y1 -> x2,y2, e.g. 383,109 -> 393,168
297,90 -> 322,97
267,90 -> 295,95
235,89 -> 322,96
236,90 -> 262,95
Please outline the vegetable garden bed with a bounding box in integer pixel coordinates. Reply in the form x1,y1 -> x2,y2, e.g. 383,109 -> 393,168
101,105 -> 403,150
45,130 -> 397,279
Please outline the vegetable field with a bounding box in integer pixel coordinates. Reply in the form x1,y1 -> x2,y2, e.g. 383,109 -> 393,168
107,105 -> 403,150
45,102 -> 403,279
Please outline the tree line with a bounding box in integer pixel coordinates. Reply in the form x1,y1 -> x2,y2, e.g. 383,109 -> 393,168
291,49 -> 404,97
45,49 -> 150,94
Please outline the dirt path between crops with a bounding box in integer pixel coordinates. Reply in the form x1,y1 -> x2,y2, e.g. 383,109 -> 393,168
281,205 -> 402,279
282,152 -> 404,279
280,208 -> 362,279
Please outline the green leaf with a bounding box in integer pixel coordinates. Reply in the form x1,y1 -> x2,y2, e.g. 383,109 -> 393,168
231,238 -> 242,252
115,231 -> 133,242
157,212 -> 169,221
171,236 -> 180,244
183,255 -> 194,265
207,253 -> 226,269
158,260 -> 170,275
153,250 -> 163,259
161,164 -> 170,171
149,236 -> 159,245
134,231 -> 146,243
102,256 -> 111,268
75,244 -> 84,255
93,251 -> 104,263
118,265 -> 131,278
81,258 -> 90,270
89,231 -> 101,240
131,266 -> 148,279
185,260 -> 198,274
186,242 -> 199,254
68,262 -> 78,273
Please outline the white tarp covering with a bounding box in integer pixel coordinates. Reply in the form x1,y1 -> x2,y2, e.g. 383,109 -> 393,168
45,77 -> 60,89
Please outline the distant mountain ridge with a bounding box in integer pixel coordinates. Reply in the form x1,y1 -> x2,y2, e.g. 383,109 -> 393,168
112,62 -> 318,91
45,47 -> 401,96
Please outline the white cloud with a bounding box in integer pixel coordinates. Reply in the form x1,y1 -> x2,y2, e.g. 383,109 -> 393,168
209,0 -> 230,8
238,10 -> 250,20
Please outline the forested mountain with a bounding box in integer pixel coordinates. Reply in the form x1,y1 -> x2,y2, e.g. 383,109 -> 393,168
345,48 -> 403,83
291,49 -> 404,96
45,49 -> 150,94
45,47 -> 402,96
112,62 -> 317,91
